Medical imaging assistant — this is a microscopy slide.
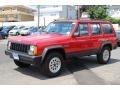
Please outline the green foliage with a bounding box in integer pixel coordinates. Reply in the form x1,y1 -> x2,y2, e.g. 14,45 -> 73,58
106,16 -> 120,25
87,5 -> 108,19
87,5 -> 120,25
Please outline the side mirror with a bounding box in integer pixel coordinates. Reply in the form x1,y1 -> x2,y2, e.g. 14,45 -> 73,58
74,32 -> 79,37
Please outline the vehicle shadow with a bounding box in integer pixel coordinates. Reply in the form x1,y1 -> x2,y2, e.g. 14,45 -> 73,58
14,56 -> 120,80
74,56 -> 120,69
14,64 -> 72,80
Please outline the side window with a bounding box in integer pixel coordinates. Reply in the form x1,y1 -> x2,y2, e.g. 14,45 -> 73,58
102,24 -> 113,34
91,24 -> 101,35
78,24 -> 89,36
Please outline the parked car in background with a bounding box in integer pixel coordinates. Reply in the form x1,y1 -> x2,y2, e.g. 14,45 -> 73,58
39,26 -> 46,30
0,26 -> 3,31
0,26 -> 15,39
19,27 -> 30,36
0,33 -> 2,40
30,27 -> 40,35
116,30 -> 120,46
39,26 -> 46,33
20,27 -> 38,36
9,26 -> 25,36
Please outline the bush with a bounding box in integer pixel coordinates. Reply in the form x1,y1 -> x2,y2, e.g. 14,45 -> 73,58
106,16 -> 120,25
87,5 -> 108,19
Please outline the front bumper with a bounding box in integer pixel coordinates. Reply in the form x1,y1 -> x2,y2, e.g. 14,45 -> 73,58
5,50 -> 42,65
9,32 -> 16,36
20,32 -> 30,36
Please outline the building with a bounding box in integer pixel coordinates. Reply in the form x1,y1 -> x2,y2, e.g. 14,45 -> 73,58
108,5 -> 120,19
38,5 -> 77,26
0,5 -> 35,22
0,5 -> 76,26
108,5 -> 120,30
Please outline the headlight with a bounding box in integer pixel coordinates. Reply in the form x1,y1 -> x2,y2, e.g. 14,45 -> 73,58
7,41 -> 11,50
28,45 -> 38,56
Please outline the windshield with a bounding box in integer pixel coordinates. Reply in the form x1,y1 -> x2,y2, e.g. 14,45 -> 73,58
23,27 -> 30,30
14,26 -> 24,29
13,27 -> 19,29
2,27 -> 9,31
43,22 -> 75,35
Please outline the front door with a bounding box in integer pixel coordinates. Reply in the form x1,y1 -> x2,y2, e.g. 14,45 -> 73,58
69,23 -> 93,55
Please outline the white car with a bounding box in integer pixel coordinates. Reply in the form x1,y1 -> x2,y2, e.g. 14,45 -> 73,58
20,27 -> 32,36
9,26 -> 24,36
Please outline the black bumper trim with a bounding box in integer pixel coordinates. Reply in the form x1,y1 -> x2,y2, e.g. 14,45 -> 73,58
5,50 -> 42,65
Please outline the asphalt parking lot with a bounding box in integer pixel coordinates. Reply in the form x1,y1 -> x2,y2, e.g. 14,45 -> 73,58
1,39 -> 120,85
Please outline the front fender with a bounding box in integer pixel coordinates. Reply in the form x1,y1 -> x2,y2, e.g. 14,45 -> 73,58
41,45 -> 64,64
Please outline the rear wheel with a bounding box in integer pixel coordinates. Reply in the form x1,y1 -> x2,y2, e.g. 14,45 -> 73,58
4,35 -> 8,39
97,46 -> 111,64
41,52 -> 64,77
14,60 -> 30,68
118,42 -> 120,47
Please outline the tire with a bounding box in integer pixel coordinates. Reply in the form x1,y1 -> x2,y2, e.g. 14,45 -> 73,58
41,52 -> 64,77
118,42 -> 120,47
4,36 -> 7,39
1,35 -> 5,39
4,35 -> 8,39
97,46 -> 111,64
16,32 -> 19,36
14,60 -> 30,68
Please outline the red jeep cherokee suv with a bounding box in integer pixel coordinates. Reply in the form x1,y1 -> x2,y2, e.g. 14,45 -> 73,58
5,20 -> 117,77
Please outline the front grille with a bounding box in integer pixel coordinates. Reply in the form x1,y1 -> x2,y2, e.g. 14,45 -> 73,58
10,42 -> 30,53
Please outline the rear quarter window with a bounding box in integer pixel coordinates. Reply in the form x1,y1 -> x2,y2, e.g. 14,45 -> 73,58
102,24 -> 113,34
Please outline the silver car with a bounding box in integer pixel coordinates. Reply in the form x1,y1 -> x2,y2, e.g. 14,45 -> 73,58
9,26 -> 24,36
20,27 -> 36,36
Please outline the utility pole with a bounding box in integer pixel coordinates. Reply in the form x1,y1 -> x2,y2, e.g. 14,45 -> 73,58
77,5 -> 81,19
37,5 -> 40,28
43,17 -> 45,27
76,5 -> 83,19
75,5 -> 79,19
66,5 -> 68,19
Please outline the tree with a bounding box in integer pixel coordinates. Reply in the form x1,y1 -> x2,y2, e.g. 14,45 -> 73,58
87,5 -> 108,19
106,16 -> 120,25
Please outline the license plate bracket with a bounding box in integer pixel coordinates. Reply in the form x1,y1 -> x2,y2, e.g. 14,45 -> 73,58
12,53 -> 19,60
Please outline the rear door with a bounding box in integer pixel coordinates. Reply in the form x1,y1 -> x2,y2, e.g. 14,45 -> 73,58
90,23 -> 103,51
101,23 -> 117,47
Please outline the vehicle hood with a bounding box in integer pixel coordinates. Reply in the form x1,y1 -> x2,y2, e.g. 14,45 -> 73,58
9,34 -> 69,45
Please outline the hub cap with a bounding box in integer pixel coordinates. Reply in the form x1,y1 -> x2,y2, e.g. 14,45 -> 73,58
49,57 -> 61,73
103,49 -> 109,61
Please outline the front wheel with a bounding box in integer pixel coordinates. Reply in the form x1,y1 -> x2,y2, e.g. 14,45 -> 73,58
97,47 -> 111,64
16,32 -> 19,36
14,60 -> 30,68
41,52 -> 64,77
